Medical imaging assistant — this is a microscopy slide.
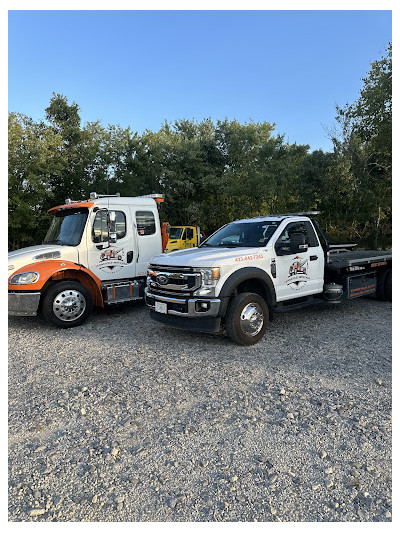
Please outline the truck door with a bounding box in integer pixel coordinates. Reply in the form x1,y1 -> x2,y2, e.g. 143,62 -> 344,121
184,227 -> 197,248
133,208 -> 162,277
273,220 -> 324,301
86,208 -> 136,281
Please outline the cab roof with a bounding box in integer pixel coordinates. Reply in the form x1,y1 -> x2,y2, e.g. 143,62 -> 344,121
48,195 -> 160,214
232,213 -> 317,224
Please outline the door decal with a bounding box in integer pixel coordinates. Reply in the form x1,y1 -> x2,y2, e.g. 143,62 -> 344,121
97,246 -> 127,272
286,256 -> 310,290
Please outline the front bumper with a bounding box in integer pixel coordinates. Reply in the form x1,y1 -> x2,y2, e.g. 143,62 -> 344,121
145,289 -> 222,333
145,289 -> 221,317
8,291 -> 41,316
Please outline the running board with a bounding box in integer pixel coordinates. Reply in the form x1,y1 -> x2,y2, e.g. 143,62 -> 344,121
275,295 -> 323,312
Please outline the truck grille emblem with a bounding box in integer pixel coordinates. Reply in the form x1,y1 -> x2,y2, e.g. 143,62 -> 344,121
156,274 -> 169,285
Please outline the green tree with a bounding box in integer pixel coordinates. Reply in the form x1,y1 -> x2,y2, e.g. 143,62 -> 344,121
8,113 -> 64,249
333,43 -> 392,248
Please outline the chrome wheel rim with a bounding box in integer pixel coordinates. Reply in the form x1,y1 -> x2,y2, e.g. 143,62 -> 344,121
53,289 -> 86,321
240,302 -> 264,336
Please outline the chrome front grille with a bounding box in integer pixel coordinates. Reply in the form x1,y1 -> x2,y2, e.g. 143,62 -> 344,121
148,264 -> 201,293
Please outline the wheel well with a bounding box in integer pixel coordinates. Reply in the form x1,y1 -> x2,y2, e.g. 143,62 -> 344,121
235,278 -> 270,303
39,270 -> 103,308
232,279 -> 274,320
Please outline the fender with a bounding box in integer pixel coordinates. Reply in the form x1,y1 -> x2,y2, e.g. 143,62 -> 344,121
8,260 -> 104,307
218,267 -> 276,317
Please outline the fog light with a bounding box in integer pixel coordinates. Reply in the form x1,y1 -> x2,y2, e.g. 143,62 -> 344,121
196,301 -> 210,312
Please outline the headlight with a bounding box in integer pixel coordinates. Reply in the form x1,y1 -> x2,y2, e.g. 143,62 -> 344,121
197,267 -> 220,286
9,271 -> 40,285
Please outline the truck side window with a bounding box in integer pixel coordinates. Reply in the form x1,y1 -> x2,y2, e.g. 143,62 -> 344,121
305,221 -> 319,247
136,211 -> 156,236
92,211 -> 108,243
275,222 -> 311,255
92,211 -> 126,243
186,228 -> 194,240
114,211 -> 127,239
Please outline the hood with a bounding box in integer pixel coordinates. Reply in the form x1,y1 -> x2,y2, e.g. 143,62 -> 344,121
151,245 -> 267,267
8,245 -> 79,273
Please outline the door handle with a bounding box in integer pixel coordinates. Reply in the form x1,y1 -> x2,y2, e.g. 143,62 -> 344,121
310,255 -> 318,261
127,251 -> 133,264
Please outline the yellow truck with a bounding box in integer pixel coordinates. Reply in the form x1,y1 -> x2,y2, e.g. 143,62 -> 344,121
164,226 -> 202,253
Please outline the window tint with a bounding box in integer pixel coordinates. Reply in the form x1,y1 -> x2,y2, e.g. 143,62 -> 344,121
275,221 -> 319,254
136,211 -> 156,236
92,211 -> 108,243
44,209 -> 88,247
92,210 -> 127,243
276,222 -> 309,245
114,211 -> 127,239
202,221 -> 280,248
305,221 -> 319,247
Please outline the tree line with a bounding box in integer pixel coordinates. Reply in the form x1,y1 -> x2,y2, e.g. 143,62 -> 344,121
8,44 -> 391,251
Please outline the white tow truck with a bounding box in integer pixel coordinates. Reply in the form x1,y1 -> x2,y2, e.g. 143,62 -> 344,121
8,193 -> 166,327
145,212 -> 392,345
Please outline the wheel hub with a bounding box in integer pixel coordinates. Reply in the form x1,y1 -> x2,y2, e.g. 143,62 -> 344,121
240,302 -> 264,336
53,290 -> 86,321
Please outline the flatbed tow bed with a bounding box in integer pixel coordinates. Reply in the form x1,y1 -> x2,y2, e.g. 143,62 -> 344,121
326,250 -> 392,271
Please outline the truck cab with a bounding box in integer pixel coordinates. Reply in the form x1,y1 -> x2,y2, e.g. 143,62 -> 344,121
164,225 -> 202,253
8,193 -> 165,327
146,212 -> 392,345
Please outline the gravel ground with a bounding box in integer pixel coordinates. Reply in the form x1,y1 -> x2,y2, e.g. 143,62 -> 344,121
8,297 -> 392,522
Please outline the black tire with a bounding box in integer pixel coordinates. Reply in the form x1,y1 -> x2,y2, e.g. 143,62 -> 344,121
376,268 -> 391,301
225,292 -> 269,346
385,269 -> 392,301
41,281 -> 93,328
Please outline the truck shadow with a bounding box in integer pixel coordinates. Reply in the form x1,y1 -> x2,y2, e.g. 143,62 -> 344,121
9,297 -> 391,385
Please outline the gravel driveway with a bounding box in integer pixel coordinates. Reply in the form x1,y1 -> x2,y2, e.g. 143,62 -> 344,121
8,297 -> 392,522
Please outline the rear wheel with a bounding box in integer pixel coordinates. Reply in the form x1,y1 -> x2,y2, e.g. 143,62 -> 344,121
42,281 -> 93,328
385,269 -> 392,301
376,268 -> 392,301
225,292 -> 269,346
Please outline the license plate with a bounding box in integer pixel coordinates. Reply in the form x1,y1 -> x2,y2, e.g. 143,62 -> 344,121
155,301 -> 167,314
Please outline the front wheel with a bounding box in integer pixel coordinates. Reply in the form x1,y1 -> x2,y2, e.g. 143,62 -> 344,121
225,292 -> 269,346
42,281 -> 93,328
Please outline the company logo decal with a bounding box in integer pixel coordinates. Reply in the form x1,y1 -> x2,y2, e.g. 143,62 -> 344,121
286,256 -> 310,290
97,246 -> 127,272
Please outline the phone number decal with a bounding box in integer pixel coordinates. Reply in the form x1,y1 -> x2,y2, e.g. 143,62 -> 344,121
235,254 -> 264,262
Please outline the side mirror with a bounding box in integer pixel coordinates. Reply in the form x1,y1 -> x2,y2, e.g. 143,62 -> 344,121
108,211 -> 117,243
290,233 -> 308,254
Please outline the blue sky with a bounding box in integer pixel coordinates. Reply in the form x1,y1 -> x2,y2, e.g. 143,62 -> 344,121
8,10 -> 392,152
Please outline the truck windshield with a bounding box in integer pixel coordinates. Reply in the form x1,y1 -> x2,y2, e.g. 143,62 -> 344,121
201,220 -> 281,248
169,227 -> 183,239
43,208 -> 89,246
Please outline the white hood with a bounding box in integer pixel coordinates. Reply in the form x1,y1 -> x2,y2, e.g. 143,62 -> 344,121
150,245 -> 269,268
8,245 -> 79,273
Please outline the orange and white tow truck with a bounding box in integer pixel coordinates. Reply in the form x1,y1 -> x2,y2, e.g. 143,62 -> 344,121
8,193 -> 167,328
